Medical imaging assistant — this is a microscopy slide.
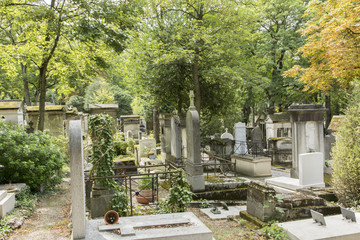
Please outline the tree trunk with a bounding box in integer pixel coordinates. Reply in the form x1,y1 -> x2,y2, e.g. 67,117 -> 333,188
325,95 -> 331,130
193,49 -> 201,113
153,106 -> 160,144
21,63 -> 31,106
38,66 -> 47,131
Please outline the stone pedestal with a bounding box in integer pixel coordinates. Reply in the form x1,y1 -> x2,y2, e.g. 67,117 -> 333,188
246,181 -> 277,222
289,104 -> 326,178
90,185 -> 115,218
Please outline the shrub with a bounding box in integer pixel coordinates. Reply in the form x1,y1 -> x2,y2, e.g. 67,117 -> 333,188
111,185 -> 129,216
332,101 -> 360,207
159,170 -> 193,213
0,121 -> 65,192
260,222 -> 289,240
67,95 -> 85,112
113,132 -> 135,156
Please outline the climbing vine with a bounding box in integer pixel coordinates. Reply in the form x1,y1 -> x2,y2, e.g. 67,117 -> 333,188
89,114 -> 116,189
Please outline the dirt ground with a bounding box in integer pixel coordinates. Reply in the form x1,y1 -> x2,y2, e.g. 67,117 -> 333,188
6,179 -> 261,240
8,180 -> 72,240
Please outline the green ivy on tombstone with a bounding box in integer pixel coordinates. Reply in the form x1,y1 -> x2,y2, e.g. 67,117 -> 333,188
89,114 -> 116,189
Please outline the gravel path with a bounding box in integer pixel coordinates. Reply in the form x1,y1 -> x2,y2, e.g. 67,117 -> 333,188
8,180 -> 72,240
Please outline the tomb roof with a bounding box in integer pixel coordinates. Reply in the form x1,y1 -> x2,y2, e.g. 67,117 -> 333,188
0,100 -> 22,109
89,103 -> 118,109
26,105 -> 67,112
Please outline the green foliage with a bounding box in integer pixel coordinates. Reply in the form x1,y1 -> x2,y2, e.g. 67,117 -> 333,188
332,86 -> 360,207
0,217 -> 11,237
15,185 -> 37,215
111,185 -> 129,217
138,176 -> 154,190
113,132 -> 135,156
89,114 -> 116,189
67,95 -> 85,112
0,121 -> 65,192
199,199 -> 211,209
159,170 -> 193,213
260,222 -> 289,240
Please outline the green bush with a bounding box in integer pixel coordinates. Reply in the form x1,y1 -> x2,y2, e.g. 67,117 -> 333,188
67,95 -> 85,112
111,185 -> 129,216
332,101 -> 360,207
113,132 -> 135,156
260,222 -> 289,240
159,170 -> 193,213
0,121 -> 65,192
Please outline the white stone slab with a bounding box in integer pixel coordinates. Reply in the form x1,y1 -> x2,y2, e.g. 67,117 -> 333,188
265,176 -> 325,192
0,192 -> 15,218
299,152 -> 324,187
86,212 -> 213,240
200,206 -> 246,220
280,213 -> 360,240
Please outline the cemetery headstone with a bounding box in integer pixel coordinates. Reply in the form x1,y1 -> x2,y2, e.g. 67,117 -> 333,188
340,207 -> 357,222
251,126 -> 263,155
171,113 -> 182,165
299,152 -> 324,187
234,122 -> 247,155
310,209 -> 326,226
69,120 -> 86,239
185,91 -> 205,192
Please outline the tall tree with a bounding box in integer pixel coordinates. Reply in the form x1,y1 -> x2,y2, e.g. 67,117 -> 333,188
122,0 -> 255,121
252,0 -> 310,113
0,0 -> 139,131
286,0 -> 360,92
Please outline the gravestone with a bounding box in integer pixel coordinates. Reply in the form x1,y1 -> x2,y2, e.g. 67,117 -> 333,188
69,120 -> 86,239
289,104 -> 326,178
234,122 -> 247,155
299,152 -> 324,187
251,126 -> 263,155
221,128 -> 234,156
185,91 -> 205,192
171,113 -> 182,165
159,114 -> 171,163
220,128 -> 233,140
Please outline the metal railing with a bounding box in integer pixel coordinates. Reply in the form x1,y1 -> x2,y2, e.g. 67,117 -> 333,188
88,163 -> 182,216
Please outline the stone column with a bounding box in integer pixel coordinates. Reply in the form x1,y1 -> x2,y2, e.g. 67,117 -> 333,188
185,91 -> 205,192
289,104 -> 326,178
234,122 -> 247,155
69,120 -> 86,239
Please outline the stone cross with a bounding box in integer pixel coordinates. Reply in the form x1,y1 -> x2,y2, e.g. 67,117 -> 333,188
69,120 -> 86,239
